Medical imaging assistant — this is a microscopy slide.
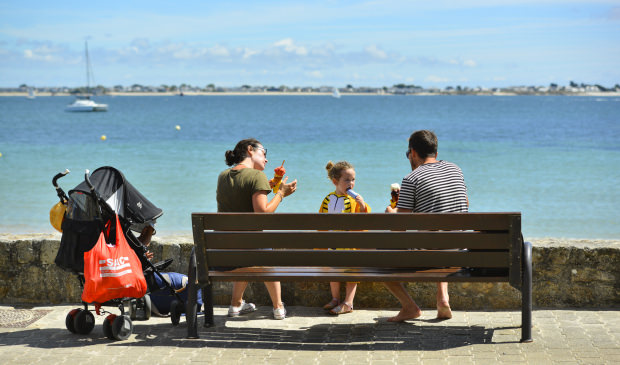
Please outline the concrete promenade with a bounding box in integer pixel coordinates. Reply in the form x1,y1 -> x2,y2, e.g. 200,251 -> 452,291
0,304 -> 618,364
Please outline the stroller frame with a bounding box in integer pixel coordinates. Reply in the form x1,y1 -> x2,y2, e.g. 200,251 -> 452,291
53,168 -> 185,340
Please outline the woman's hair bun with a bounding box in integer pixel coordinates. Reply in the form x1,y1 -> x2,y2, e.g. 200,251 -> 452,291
225,150 -> 236,166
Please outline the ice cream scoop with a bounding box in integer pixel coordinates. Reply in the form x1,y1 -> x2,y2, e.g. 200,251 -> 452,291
271,160 -> 286,194
390,183 -> 400,208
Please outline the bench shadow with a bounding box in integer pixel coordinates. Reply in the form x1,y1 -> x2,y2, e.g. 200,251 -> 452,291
0,318 -> 518,351
185,323 -> 499,351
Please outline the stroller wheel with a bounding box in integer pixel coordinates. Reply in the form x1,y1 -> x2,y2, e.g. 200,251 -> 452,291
103,314 -> 116,340
130,295 -> 152,321
170,300 -> 184,326
65,309 -> 81,333
111,315 -> 133,340
128,300 -> 138,320
74,309 -> 95,335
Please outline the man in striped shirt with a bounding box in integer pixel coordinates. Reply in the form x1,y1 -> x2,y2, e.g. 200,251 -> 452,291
385,130 -> 469,322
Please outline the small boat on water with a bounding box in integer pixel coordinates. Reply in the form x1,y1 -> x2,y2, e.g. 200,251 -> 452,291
26,87 -> 36,99
332,88 -> 341,98
65,41 -> 108,112
65,96 -> 108,112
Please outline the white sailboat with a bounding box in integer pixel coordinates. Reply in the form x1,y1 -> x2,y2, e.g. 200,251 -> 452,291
66,41 -> 108,112
332,87 -> 341,98
26,87 -> 36,99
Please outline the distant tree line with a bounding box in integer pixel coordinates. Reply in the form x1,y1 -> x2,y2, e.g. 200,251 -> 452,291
13,81 -> 620,94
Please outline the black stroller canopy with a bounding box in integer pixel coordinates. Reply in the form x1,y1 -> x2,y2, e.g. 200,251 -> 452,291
71,166 -> 163,226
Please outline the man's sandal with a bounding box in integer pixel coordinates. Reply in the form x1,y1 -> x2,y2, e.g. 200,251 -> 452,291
329,302 -> 353,315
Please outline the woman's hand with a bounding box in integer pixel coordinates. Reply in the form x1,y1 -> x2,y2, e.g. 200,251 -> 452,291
252,177 -> 298,212
278,176 -> 298,197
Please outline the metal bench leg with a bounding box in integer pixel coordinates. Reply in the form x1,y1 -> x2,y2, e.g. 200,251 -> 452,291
521,241 -> 533,343
203,283 -> 214,327
187,248 -> 199,339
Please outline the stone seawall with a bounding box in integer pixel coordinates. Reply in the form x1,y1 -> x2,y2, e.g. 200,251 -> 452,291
0,234 -> 617,309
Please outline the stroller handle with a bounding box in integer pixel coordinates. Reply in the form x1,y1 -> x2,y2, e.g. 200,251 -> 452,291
52,169 -> 70,189
52,169 -> 70,203
84,169 -> 95,193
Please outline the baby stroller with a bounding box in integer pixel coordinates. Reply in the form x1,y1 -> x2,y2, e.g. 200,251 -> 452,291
52,166 -> 185,340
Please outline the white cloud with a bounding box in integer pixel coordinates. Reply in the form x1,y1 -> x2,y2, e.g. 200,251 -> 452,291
447,58 -> 476,67
273,38 -> 308,56
463,59 -> 477,67
209,45 -> 230,57
364,45 -> 388,60
243,48 -> 258,59
22,45 -> 61,62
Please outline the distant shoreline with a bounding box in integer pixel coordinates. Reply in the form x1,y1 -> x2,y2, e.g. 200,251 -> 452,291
2,91 -> 620,97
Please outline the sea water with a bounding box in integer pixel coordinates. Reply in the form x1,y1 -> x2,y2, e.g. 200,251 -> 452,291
0,95 -> 618,239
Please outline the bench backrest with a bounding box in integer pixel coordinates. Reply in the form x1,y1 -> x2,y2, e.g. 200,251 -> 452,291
192,212 -> 523,288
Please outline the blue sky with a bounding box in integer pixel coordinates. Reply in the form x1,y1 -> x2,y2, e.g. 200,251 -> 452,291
1,0 -> 619,88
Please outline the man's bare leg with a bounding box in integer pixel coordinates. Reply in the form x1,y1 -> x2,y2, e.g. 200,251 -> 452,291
383,282 -> 422,322
436,282 -> 452,319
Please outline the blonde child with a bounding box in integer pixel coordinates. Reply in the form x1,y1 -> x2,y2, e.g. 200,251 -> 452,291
319,161 -> 371,315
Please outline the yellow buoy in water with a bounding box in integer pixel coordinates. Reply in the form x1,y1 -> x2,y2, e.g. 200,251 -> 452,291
100,135 -> 107,141
175,125 -> 181,130
0,152 -> 2,158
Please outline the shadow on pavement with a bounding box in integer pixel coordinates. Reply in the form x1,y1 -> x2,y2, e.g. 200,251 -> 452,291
0,320 -> 513,351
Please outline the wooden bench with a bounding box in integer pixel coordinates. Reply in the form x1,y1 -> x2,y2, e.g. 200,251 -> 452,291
186,212 -> 533,343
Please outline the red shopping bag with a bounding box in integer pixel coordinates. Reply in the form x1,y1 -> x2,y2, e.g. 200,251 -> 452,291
82,214 -> 147,304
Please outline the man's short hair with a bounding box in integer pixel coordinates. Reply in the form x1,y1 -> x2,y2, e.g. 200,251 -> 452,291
409,130 -> 438,158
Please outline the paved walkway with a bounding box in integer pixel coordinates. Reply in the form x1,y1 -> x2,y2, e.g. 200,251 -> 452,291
0,304 -> 618,364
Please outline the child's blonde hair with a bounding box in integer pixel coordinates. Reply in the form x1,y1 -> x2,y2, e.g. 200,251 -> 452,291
325,161 -> 354,181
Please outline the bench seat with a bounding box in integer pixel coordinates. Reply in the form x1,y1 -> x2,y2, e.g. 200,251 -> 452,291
206,266 -> 509,282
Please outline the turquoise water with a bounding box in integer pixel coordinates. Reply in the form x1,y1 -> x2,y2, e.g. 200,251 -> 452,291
0,95 -> 618,238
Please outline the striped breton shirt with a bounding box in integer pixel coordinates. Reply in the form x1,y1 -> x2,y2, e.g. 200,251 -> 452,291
396,160 -> 468,213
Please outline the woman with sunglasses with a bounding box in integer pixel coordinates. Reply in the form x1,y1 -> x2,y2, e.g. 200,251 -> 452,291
216,138 -> 297,320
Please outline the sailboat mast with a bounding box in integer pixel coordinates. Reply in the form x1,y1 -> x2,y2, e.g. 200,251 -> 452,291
84,41 -> 91,94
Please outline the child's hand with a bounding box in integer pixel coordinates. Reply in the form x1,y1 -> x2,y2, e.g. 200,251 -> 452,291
355,194 -> 367,212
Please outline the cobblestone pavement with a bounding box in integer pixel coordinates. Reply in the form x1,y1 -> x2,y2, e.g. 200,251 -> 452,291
0,305 -> 618,364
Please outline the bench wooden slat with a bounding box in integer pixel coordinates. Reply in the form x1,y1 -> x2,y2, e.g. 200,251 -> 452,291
204,231 -> 511,249
195,212 -> 519,231
206,266 -> 509,282
205,250 -> 509,268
